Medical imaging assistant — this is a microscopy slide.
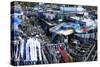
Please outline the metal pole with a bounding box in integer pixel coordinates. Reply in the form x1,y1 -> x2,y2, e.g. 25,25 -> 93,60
84,44 -> 95,61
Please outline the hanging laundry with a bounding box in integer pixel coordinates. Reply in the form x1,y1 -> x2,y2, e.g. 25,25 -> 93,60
25,36 -> 42,62
58,46 -> 73,62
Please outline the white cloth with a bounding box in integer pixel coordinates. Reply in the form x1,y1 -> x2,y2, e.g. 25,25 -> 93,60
20,37 -> 25,58
44,13 -> 55,20
26,38 -> 31,60
25,37 -> 42,61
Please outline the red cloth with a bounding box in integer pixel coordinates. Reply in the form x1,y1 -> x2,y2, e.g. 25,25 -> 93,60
58,47 -> 72,62
82,28 -> 88,32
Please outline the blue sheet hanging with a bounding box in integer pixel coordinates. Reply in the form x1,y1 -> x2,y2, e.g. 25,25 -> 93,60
11,16 -> 22,25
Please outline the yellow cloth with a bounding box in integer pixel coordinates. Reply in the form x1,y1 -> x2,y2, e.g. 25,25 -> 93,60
57,29 -> 73,36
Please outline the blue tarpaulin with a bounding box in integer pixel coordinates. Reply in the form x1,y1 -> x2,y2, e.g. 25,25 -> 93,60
11,16 -> 22,25
60,7 -> 77,12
